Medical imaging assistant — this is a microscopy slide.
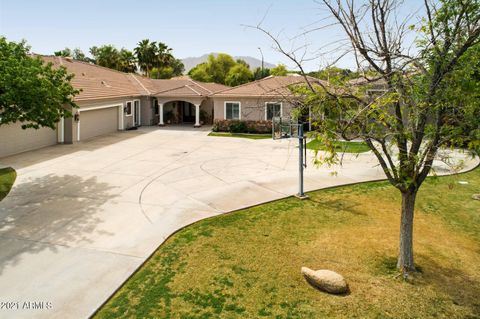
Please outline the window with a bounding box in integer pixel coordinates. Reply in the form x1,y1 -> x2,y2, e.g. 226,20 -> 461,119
125,101 -> 132,116
266,102 -> 282,120
154,99 -> 159,115
225,102 -> 240,120
133,100 -> 140,125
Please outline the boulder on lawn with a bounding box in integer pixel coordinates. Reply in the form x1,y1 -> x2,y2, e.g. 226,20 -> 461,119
301,267 -> 349,294
472,194 -> 480,201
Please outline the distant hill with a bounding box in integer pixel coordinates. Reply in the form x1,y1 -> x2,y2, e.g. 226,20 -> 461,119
181,53 -> 276,73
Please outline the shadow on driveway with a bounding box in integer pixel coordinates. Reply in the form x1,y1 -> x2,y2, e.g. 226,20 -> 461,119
0,173 -> 116,275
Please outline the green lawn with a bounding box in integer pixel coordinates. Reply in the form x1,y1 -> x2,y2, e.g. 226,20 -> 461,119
0,167 -> 16,201
95,168 -> 480,319
208,132 -> 272,140
306,139 -> 370,153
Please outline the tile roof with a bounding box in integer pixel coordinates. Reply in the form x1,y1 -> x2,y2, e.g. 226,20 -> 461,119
133,77 -> 230,97
213,75 -> 327,97
347,76 -> 388,86
39,57 -> 315,102
40,56 -> 229,101
41,56 -> 148,101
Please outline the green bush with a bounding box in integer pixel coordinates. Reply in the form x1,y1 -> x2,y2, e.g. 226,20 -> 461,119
229,120 -> 247,133
212,121 -> 219,132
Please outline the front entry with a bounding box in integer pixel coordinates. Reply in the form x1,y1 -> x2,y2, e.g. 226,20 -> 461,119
182,102 -> 195,123
157,100 -> 202,127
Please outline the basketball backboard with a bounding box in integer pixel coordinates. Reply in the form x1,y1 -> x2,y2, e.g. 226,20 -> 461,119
272,117 -> 299,140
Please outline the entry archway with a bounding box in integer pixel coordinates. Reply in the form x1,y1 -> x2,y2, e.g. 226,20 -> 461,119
155,97 -> 207,128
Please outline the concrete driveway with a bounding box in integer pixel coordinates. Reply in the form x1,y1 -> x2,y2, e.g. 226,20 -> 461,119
0,126 -> 477,318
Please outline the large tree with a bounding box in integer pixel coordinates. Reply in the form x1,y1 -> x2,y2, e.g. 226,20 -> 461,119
309,66 -> 357,82
225,63 -> 253,86
257,0 -> 480,274
189,53 -> 253,85
89,45 -> 120,69
54,47 -> 92,62
150,58 -> 185,79
253,66 -> 271,80
270,64 -> 288,76
0,37 -> 79,129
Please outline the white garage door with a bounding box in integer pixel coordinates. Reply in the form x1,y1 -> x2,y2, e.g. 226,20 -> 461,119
80,107 -> 118,141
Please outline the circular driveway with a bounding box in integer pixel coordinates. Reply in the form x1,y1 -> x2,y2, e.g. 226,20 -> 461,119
0,126 -> 477,318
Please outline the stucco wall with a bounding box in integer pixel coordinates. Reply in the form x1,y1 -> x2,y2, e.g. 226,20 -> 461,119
200,98 -> 214,124
140,96 -> 154,126
0,122 -> 58,158
212,97 -> 295,121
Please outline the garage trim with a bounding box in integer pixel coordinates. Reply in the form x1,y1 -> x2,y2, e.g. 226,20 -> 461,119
78,103 -> 123,112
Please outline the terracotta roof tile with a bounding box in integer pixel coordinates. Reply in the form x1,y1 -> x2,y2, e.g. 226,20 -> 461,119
39,57 -> 312,101
41,56 -> 148,101
133,77 -> 230,97
213,75 -> 326,97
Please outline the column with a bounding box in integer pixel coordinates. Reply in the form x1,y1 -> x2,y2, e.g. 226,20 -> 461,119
194,104 -> 201,127
57,117 -> 64,143
158,103 -> 164,126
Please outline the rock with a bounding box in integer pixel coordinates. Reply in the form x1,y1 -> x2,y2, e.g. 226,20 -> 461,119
301,267 -> 349,294
472,194 -> 480,201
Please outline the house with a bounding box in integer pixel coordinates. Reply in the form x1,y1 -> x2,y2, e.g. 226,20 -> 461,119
211,75 -> 322,122
0,56 -> 317,158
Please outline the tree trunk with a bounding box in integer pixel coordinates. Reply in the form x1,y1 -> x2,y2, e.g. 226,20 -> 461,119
397,189 -> 417,272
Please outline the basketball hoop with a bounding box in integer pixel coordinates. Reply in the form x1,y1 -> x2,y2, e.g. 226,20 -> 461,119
272,117 -> 299,140
272,117 -> 308,199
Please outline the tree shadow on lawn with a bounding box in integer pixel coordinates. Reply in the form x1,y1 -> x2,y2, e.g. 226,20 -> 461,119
0,173 -> 116,275
308,197 -> 369,216
375,254 -> 480,315
419,255 -> 480,314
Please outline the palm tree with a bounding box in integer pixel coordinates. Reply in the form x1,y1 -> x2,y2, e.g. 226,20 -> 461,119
118,49 -> 136,73
134,39 -> 156,77
155,42 -> 174,68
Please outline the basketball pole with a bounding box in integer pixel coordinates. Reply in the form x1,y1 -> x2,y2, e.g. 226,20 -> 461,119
296,123 -> 308,199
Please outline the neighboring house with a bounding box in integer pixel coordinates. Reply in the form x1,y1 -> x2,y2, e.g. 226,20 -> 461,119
0,57 -> 318,158
347,76 -> 388,95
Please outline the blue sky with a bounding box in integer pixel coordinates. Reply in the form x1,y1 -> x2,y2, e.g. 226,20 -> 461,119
0,0 -> 424,71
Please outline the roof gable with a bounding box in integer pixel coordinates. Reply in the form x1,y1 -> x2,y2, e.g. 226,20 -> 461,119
133,77 -> 230,97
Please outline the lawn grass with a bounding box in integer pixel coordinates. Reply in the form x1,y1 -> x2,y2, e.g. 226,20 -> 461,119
95,167 -> 480,319
208,132 -> 272,140
0,167 -> 16,201
306,139 -> 370,153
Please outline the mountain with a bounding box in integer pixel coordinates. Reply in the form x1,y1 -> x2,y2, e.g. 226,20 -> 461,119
181,53 -> 276,73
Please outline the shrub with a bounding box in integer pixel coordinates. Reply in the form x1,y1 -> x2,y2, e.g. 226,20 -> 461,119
229,120 -> 248,133
213,119 -> 273,134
